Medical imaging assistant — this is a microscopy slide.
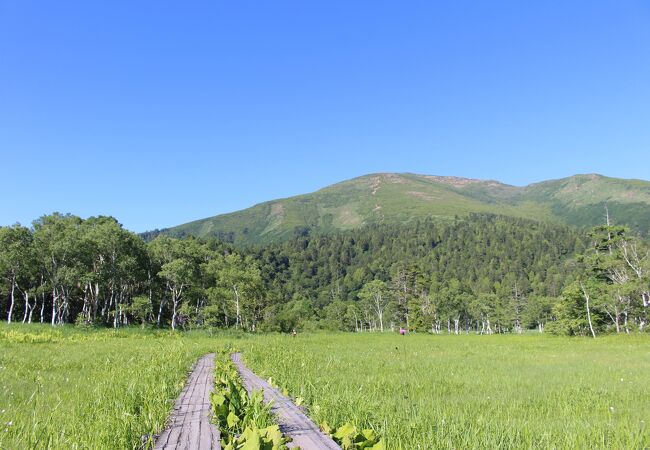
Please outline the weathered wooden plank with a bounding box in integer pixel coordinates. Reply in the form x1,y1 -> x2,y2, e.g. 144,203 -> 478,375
154,353 -> 221,450
231,352 -> 341,450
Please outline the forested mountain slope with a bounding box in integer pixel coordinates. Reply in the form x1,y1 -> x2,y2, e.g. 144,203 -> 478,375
258,214 -> 586,300
147,173 -> 650,245
3,212 -> 648,335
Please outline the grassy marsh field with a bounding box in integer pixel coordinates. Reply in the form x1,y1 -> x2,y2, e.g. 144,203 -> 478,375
0,325 -> 222,449
243,333 -> 650,449
1,324 -> 648,449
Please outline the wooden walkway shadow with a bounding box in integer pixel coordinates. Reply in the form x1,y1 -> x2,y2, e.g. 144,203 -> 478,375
154,353 -> 221,450
231,352 -> 341,450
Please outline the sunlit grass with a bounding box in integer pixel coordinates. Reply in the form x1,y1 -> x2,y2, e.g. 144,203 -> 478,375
0,324 -> 220,449
241,333 -> 650,449
3,325 -> 649,449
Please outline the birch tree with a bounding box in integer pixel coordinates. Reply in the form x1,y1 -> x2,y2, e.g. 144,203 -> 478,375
0,225 -> 34,323
32,213 -> 83,325
149,236 -> 203,329
619,237 -> 650,330
204,253 -> 263,330
358,280 -> 390,332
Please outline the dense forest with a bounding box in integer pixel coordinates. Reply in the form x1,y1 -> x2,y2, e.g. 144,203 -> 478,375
1,213 -> 648,336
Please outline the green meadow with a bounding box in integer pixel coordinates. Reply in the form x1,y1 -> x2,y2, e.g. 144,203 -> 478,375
1,324 -> 648,449
0,325 -> 221,449
242,333 -> 650,449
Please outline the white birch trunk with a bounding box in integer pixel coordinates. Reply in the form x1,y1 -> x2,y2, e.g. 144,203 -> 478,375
21,291 -> 30,323
580,282 -> 597,339
234,285 -> 241,329
7,275 -> 16,323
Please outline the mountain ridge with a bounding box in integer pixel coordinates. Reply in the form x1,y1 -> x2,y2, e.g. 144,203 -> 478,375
144,173 -> 650,244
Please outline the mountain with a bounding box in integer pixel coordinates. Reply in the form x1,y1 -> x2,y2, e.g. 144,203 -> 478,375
147,173 -> 650,245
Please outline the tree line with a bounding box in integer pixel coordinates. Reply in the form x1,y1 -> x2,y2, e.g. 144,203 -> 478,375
1,213 -> 648,336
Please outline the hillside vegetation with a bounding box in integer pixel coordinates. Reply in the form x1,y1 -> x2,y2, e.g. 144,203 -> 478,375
149,173 -> 650,245
2,211 -> 649,337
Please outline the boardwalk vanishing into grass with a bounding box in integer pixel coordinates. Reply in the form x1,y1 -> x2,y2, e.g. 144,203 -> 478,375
232,352 -> 341,450
154,353 -> 221,450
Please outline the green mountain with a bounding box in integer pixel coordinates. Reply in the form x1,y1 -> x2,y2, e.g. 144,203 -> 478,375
150,173 -> 650,244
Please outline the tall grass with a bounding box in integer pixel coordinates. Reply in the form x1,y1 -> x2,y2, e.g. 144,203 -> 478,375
241,333 -> 650,449
3,325 -> 648,449
0,324 -> 220,449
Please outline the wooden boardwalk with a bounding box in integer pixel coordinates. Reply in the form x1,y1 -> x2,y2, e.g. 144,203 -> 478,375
154,353 -> 221,450
231,352 -> 341,450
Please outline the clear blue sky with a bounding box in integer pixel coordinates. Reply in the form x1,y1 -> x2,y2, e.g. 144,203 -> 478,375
1,1 -> 649,232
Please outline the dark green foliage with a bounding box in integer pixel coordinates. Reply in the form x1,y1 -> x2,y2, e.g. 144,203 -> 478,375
546,224 -> 650,336
250,214 -> 585,331
2,210 -> 648,335
552,202 -> 650,237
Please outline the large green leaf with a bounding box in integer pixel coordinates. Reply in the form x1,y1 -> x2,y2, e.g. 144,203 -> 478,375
262,424 -> 284,445
240,428 -> 262,450
333,422 -> 357,440
227,411 -> 240,428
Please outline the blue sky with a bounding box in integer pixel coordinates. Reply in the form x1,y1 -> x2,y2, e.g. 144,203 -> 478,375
1,1 -> 649,232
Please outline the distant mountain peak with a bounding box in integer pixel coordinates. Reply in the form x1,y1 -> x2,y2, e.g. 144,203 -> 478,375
152,172 -> 650,244
417,174 -> 512,188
